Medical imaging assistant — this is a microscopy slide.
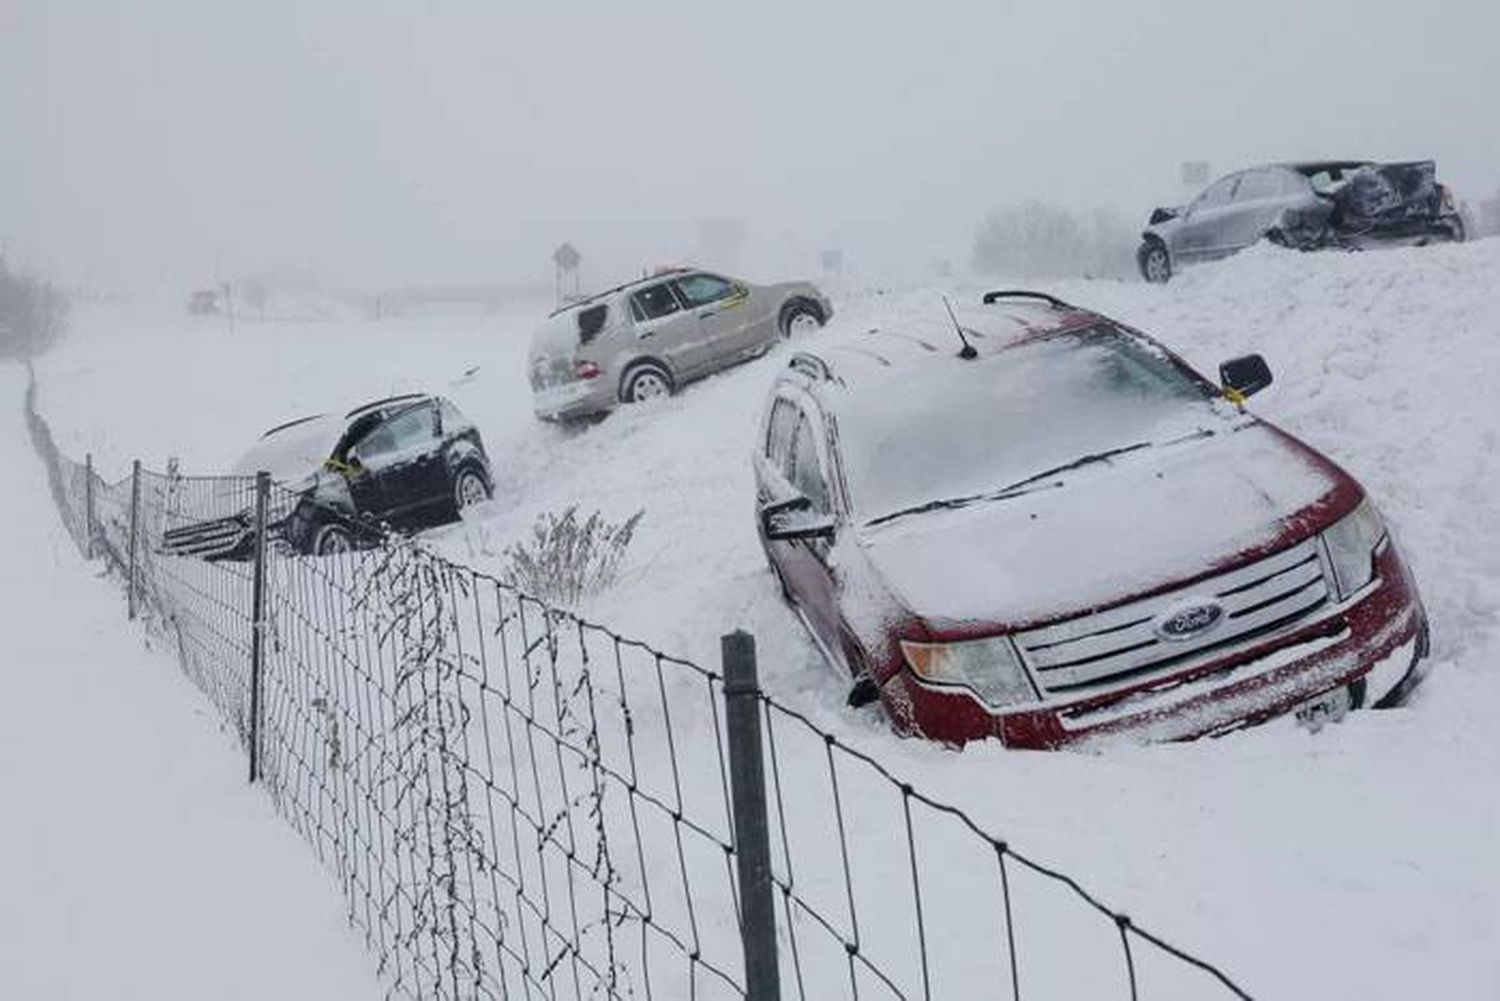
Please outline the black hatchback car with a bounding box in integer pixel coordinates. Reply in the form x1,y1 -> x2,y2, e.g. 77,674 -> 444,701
162,393 -> 493,558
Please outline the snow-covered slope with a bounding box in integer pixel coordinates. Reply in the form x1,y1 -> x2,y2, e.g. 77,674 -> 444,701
0,364 -> 380,1001
33,240 -> 1500,998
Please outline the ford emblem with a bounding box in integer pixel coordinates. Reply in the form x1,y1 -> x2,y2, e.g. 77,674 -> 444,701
1153,599 -> 1226,642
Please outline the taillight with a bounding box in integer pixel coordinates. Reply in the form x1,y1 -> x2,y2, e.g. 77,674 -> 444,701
1439,184 -> 1455,210
575,360 -> 601,379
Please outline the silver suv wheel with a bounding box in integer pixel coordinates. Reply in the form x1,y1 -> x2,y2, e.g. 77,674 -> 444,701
623,366 -> 671,403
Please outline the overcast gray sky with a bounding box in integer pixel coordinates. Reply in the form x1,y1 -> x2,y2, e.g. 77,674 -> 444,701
3,0 -> 1497,291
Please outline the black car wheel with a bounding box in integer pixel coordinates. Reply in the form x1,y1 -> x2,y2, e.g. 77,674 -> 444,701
622,364 -> 673,404
454,466 -> 490,511
1138,240 -> 1172,284
779,301 -> 824,339
311,521 -> 353,556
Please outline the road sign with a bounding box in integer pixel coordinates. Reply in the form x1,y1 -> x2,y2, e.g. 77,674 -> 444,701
1181,161 -> 1211,186
553,242 -> 581,271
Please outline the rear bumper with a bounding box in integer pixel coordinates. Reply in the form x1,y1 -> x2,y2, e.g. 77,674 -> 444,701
532,378 -> 615,421
883,539 -> 1428,748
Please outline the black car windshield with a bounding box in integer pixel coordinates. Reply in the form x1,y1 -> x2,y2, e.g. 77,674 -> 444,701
838,325 -> 1224,526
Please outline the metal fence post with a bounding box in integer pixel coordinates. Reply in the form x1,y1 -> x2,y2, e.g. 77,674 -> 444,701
721,631 -> 782,1001
248,471 -> 270,783
84,453 -> 95,559
126,459 -> 141,619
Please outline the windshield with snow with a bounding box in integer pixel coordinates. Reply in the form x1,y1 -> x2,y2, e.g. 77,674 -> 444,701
840,325 -> 1225,526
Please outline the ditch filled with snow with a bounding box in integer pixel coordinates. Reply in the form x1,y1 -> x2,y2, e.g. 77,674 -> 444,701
30,240 -> 1500,998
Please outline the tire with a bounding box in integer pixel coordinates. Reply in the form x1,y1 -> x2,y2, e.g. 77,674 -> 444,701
621,363 -> 673,404
453,465 -> 491,512
779,301 -> 824,340
1448,217 -> 1467,244
1138,240 -> 1172,284
310,520 -> 353,556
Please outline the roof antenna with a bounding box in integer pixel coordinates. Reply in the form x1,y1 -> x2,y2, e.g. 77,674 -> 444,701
943,296 -> 978,360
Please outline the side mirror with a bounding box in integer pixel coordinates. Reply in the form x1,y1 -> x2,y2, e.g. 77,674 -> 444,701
1219,353 -> 1273,402
761,495 -> 835,542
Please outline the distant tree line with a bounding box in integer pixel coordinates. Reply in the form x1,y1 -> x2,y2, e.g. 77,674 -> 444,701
972,201 -> 1138,280
0,255 -> 69,358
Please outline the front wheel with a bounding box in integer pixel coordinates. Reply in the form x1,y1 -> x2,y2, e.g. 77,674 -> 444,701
1138,240 -> 1171,284
310,521 -> 353,556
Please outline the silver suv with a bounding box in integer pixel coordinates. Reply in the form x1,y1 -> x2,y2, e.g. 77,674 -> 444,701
529,268 -> 832,421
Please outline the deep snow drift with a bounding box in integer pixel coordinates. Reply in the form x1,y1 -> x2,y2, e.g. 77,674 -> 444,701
0,364 -> 380,1000
32,240 -> 1500,998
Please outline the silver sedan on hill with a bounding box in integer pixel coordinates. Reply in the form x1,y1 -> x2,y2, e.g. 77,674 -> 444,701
529,268 -> 832,421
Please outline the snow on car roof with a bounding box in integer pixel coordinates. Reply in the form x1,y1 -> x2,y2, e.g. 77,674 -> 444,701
545,268 -> 692,318
795,299 -> 1099,389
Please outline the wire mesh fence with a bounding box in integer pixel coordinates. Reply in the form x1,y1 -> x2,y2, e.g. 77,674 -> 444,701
22,371 -> 1254,1001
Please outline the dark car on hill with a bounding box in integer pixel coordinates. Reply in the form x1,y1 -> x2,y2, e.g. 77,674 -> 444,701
753,291 -> 1429,748
161,393 -> 493,558
1138,160 -> 1465,283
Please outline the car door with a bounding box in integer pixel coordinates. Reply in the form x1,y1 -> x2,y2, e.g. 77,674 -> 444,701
672,272 -> 758,365
774,404 -> 845,661
1173,173 -> 1242,260
1223,168 -> 1298,249
627,281 -> 708,379
346,403 -> 445,525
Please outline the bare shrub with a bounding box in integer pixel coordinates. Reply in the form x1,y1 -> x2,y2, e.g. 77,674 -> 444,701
502,506 -> 644,607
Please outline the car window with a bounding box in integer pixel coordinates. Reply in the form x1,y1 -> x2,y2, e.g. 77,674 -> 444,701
674,273 -> 736,308
1195,174 -> 1239,209
838,324 -> 1223,524
788,414 -> 831,512
1278,170 -> 1311,196
354,405 -> 435,461
438,399 -> 469,435
577,303 -> 609,344
630,283 -> 682,321
766,397 -> 799,467
1234,170 -> 1279,201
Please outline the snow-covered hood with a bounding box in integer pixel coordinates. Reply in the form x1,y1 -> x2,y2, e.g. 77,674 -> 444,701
230,415 -> 341,481
858,423 -> 1344,630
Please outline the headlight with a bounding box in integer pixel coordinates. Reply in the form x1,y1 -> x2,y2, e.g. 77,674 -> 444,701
900,636 -> 1038,709
1322,498 -> 1387,600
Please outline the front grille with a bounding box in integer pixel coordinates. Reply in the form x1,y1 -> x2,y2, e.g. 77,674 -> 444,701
160,517 -> 250,559
1015,538 -> 1330,697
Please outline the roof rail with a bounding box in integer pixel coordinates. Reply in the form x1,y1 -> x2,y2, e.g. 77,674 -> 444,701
981,290 -> 1078,310
546,267 -> 693,318
345,392 -> 429,419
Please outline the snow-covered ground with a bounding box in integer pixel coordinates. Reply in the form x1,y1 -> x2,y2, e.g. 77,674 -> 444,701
0,364 -> 380,1000
31,241 -> 1500,998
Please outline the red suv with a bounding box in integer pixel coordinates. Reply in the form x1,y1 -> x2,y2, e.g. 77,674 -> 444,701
753,291 -> 1428,747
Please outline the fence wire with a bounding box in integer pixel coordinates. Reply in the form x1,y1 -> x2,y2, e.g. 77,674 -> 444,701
22,371 -> 1254,1001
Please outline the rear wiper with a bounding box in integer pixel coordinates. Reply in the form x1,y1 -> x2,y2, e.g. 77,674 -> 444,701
865,438 -> 1171,530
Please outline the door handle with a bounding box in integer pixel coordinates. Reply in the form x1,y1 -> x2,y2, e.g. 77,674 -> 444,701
639,328 -> 656,339
698,310 -> 717,319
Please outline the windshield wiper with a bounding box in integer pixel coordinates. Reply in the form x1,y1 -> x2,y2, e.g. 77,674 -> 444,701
866,438 -> 1171,530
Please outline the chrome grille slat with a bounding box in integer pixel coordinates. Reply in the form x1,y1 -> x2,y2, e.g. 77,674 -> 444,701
1017,539 -> 1331,695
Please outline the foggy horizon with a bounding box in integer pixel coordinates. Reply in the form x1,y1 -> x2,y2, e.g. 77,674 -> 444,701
4,0 -> 1497,293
